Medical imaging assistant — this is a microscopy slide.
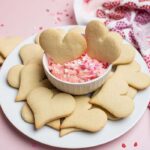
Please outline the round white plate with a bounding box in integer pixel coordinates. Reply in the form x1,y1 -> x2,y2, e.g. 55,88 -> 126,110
0,27 -> 150,149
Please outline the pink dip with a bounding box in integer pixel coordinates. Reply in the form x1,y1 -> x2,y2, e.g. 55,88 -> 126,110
48,53 -> 109,83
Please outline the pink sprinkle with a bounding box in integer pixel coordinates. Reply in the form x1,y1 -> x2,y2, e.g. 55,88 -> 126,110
122,143 -> 126,148
46,9 -> 50,12
66,14 -> 69,17
66,3 -> 69,6
39,26 -> 43,30
57,17 -> 61,22
84,0 -> 91,4
134,142 -> 138,147
31,143 -> 37,147
47,54 -> 108,83
57,12 -> 63,15
0,24 -> 4,27
70,16 -> 73,19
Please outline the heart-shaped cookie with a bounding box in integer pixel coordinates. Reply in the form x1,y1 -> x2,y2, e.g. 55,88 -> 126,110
16,64 -> 45,101
0,36 -> 22,58
90,75 -> 134,118
93,105 -> 120,121
19,44 -> 43,65
27,87 -> 76,129
35,33 -> 41,44
38,79 -> 54,89
116,61 -> 150,90
21,103 -> 60,130
10,64 -> 55,101
69,27 -> 85,34
127,87 -> 137,99
61,96 -> 107,132
39,28 -> 87,64
7,64 -> 24,88
113,43 -> 135,65
85,20 -> 122,63
60,128 -> 81,137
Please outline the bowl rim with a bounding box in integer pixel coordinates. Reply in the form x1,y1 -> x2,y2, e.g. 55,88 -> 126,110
42,54 -> 112,85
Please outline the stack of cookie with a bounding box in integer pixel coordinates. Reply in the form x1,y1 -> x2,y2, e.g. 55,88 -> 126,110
7,21 -> 150,137
0,37 -> 22,65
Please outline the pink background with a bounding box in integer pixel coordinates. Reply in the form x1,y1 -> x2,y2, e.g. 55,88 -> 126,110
0,0 -> 150,149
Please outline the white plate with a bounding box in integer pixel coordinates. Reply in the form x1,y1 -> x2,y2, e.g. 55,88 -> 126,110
0,26 -> 150,149
74,0 -> 106,25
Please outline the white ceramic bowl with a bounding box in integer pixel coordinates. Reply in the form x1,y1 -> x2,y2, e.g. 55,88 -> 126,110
43,54 -> 112,95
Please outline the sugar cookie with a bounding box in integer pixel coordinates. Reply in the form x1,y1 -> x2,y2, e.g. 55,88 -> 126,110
35,33 -> 41,44
21,103 -> 34,123
61,96 -> 107,132
27,87 -> 76,129
16,64 -> 45,101
69,27 -> 85,34
90,76 -> 134,118
38,79 -> 54,89
0,55 -> 4,65
7,64 -> 24,88
104,110 -> 120,121
85,20 -> 122,63
116,61 -> 150,90
113,44 -> 135,65
19,44 -> 43,65
127,87 -> 137,99
40,28 -> 87,64
60,128 -> 81,137
21,103 -> 60,130
0,36 -> 22,58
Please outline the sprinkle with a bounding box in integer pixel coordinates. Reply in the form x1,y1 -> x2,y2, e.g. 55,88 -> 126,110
0,24 -> 4,27
48,54 -> 109,83
46,9 -> 50,12
70,16 -> 74,19
57,12 -> 63,15
57,17 -> 61,22
84,0 -> 91,4
64,9 -> 67,12
39,26 -> 43,30
31,143 -> 37,147
122,143 -> 126,148
134,142 -> 138,147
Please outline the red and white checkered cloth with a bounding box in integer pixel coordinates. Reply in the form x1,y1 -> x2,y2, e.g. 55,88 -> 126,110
96,0 -> 150,71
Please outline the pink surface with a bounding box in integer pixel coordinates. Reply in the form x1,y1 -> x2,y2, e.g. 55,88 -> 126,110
0,0 -> 150,149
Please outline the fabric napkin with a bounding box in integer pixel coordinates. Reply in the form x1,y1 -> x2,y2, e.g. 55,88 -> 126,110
95,0 -> 150,70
